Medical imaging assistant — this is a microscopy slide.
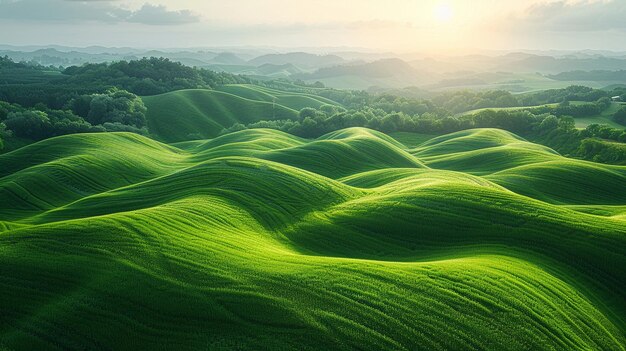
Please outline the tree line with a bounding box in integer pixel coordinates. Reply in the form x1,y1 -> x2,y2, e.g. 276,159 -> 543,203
223,104 -> 626,165
0,56 -> 251,110
1,55 -> 626,165
0,89 -> 148,141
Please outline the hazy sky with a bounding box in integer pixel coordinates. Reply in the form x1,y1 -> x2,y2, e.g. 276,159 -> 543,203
1,0 -> 625,53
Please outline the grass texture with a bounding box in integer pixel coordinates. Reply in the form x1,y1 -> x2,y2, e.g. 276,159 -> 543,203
143,85 -> 340,142
0,127 -> 625,350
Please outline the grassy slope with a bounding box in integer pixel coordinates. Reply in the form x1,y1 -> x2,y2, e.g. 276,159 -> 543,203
431,74 -> 624,94
412,129 -> 560,175
0,136 -> 35,154
143,86 -> 341,143
460,102 -> 626,129
388,131 -> 438,148
143,89 -> 299,142
571,101 -> 626,129
456,103 -> 559,117
216,84 -> 340,110
0,128 -> 625,350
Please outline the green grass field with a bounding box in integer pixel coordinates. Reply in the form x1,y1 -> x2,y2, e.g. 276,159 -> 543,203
1,127 -> 625,350
388,131 -> 437,148
456,103 -> 559,117
428,73 -> 626,94
460,102 -> 626,129
570,101 -> 626,129
143,85 -> 340,142
215,84 -> 340,109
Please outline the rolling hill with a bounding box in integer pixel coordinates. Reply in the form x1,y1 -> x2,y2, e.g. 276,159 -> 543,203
0,127 -> 625,350
143,86 -> 340,142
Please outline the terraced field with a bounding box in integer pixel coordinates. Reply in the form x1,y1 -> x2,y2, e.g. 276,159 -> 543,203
0,128 -> 625,350
144,85 -> 340,142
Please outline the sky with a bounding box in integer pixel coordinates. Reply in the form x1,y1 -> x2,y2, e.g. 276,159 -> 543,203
0,0 -> 625,53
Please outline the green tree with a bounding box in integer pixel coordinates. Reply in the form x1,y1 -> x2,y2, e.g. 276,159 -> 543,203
558,116 -> 576,132
596,97 -> 612,110
4,110 -> 52,140
380,114 -> 399,133
537,115 -> 559,134
74,89 -> 147,128
299,108 -> 318,121
0,122 -> 9,150
614,106 -> 626,126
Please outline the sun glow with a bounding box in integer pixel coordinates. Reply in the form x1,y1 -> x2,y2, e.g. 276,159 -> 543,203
434,3 -> 454,23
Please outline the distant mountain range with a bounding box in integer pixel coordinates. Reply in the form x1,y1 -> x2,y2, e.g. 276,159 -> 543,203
296,58 -> 415,79
248,52 -> 345,69
2,45 -> 626,91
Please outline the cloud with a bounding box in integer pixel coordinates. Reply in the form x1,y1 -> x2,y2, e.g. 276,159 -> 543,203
518,0 -> 626,32
0,0 -> 199,25
0,0 -> 124,22
127,4 -> 199,25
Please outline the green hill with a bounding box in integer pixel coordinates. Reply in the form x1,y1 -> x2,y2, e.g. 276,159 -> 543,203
216,84 -> 340,109
143,89 -> 298,142
0,128 -> 625,350
487,160 -> 626,205
411,129 -> 560,174
143,86 -> 341,143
